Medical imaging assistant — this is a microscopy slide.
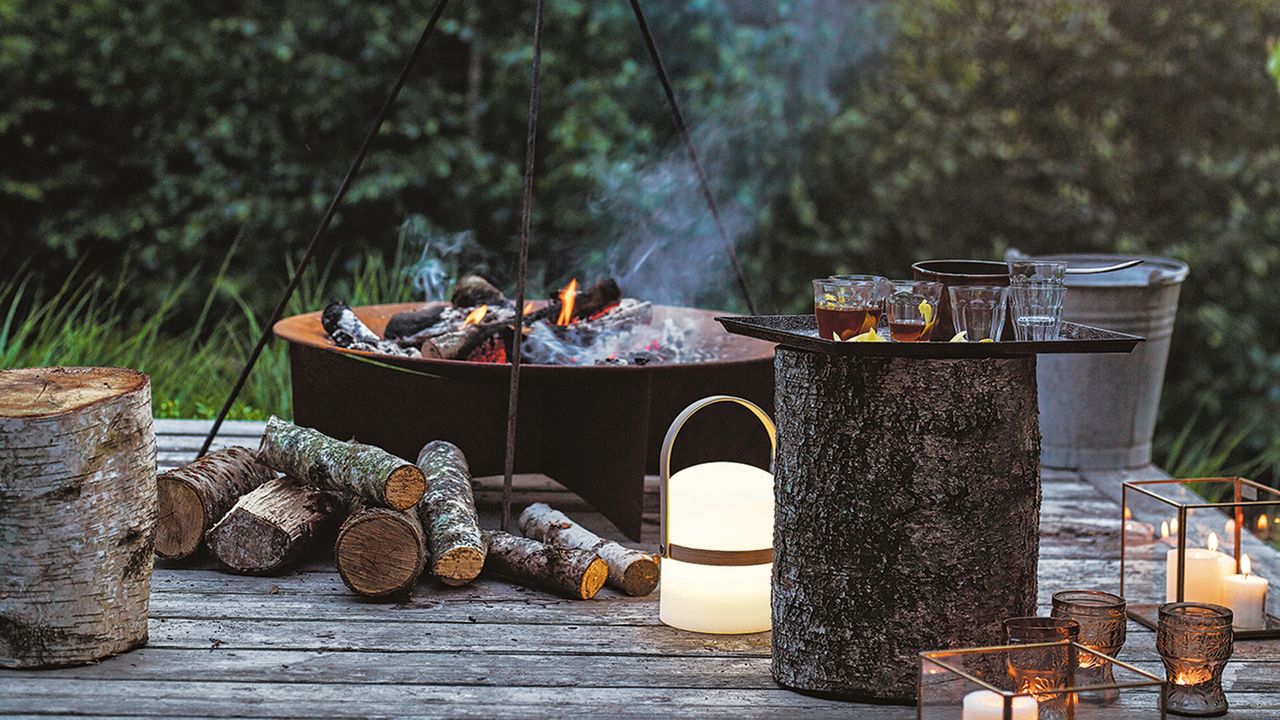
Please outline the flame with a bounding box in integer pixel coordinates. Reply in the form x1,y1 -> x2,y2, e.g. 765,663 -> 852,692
1207,531 -> 1219,553
1226,518 -> 1236,537
1259,515 -> 1270,534
1170,516 -> 1180,535
464,305 -> 488,325
1124,506 -> 1133,521
1242,553 -> 1252,576
556,278 -> 578,326
1173,668 -> 1213,686
1160,521 -> 1170,539
523,302 -> 535,315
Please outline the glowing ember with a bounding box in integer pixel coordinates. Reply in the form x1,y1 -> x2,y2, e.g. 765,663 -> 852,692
523,302 -> 535,315
464,305 -> 489,325
556,279 -> 578,326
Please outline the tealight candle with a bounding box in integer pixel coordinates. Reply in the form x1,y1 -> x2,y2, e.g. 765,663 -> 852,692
1223,554 -> 1269,630
1166,532 -> 1234,604
962,690 -> 1037,720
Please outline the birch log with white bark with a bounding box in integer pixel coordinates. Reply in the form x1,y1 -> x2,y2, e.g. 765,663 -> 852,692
519,503 -> 659,596
257,416 -> 425,510
0,367 -> 157,668
205,477 -> 346,575
155,447 -> 275,559
482,531 -> 608,600
415,441 -> 487,586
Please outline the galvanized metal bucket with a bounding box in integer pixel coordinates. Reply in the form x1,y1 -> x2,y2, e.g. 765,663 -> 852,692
1032,254 -> 1189,469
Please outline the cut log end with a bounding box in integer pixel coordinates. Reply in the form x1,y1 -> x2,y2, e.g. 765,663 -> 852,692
336,511 -> 426,598
0,366 -> 149,418
579,557 -> 609,600
433,546 -> 486,587
385,465 -> 427,510
620,557 -> 661,597
154,478 -> 205,560
206,512 -> 293,575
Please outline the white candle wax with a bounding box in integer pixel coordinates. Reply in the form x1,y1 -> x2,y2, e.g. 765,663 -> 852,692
962,690 -> 1037,720
1165,533 -> 1234,604
1223,554 -> 1269,630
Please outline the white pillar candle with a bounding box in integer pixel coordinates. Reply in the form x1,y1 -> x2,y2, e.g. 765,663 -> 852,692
962,690 -> 1037,720
1223,554 -> 1269,630
1166,532 -> 1234,604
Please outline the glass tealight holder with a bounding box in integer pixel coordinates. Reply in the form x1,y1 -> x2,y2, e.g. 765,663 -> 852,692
1052,590 -> 1127,705
919,642 -> 1167,720
1004,617 -> 1079,720
1121,477 -> 1280,640
1157,602 -> 1233,717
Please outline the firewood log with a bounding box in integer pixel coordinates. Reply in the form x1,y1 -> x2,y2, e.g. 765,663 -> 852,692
482,531 -> 608,600
525,278 -> 623,325
415,441 -> 486,586
205,477 -> 346,575
321,300 -> 380,346
0,367 -> 155,668
335,500 -> 427,598
519,503 -> 659,596
155,447 -> 276,560
384,301 -> 449,340
451,274 -> 506,308
257,416 -> 425,510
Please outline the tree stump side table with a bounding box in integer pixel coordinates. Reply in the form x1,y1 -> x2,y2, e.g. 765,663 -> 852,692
0,367 -> 157,668
770,349 -> 1041,702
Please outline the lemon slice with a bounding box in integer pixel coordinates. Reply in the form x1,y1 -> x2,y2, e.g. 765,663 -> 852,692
949,331 -> 968,342
850,329 -> 886,342
918,299 -> 934,326
979,338 -> 995,343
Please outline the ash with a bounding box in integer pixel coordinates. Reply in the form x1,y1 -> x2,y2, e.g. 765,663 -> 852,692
523,316 -> 714,366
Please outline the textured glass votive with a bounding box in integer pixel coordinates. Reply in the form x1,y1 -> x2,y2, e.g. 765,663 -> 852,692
1004,617 -> 1080,720
1052,590 -> 1127,705
1158,603 -> 1233,717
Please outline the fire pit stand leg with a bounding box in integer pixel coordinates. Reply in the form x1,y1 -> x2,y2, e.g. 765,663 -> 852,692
770,349 -> 1041,703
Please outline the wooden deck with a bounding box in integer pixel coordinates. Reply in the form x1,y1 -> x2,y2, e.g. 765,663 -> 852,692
2,419 -> 1278,718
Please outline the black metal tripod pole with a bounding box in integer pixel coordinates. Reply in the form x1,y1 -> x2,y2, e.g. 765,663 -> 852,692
500,0 -> 547,532
198,0 -> 452,458
627,0 -> 758,315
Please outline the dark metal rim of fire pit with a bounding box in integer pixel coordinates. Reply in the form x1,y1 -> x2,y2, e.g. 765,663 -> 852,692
716,315 -> 1144,359
274,303 -> 777,375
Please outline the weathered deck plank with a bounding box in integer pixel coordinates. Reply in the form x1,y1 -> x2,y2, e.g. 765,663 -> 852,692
1,419 -> 1277,719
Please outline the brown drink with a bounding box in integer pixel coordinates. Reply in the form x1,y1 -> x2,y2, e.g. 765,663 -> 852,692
815,305 -> 880,341
889,319 -> 931,342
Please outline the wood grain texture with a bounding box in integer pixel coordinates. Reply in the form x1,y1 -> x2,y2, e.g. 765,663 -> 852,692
520,503 -> 659,596
771,350 -> 1042,702
416,440 -> 486,586
205,477 -> 345,575
335,500 -> 426,598
257,416 -> 425,509
154,446 -> 275,559
0,367 -> 156,668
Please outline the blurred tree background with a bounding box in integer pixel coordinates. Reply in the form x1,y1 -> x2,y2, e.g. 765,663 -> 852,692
1,0 -> 1277,476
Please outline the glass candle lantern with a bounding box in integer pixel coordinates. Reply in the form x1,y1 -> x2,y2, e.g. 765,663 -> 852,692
658,395 -> 775,634
1121,477 -> 1280,639
919,641 -> 1167,719
1157,602 -> 1233,717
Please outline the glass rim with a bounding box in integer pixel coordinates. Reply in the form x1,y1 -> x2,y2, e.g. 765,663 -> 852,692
948,284 -> 1009,294
1158,602 -> 1233,628
1052,589 -> 1126,612
1004,615 -> 1081,639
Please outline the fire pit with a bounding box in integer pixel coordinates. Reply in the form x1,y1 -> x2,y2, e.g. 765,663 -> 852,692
274,302 -> 774,539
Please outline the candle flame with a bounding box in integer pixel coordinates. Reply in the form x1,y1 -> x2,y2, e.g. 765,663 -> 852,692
1160,521 -> 1170,539
1242,553 -> 1252,576
1171,516 -> 1180,535
1174,668 -> 1213,686
1226,518 -> 1236,537
1207,531 -> 1219,553
1124,506 -> 1133,520
1259,515 -> 1270,533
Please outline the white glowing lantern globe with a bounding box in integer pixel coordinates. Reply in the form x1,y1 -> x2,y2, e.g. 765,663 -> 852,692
659,461 -> 774,634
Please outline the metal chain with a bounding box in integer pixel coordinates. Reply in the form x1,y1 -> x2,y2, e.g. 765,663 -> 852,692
500,0 -> 547,531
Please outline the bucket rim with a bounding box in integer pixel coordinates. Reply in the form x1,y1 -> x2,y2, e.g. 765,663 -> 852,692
1029,253 -> 1188,287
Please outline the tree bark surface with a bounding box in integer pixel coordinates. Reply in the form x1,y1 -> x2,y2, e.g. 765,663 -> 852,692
482,531 -> 608,600
0,367 -> 156,668
335,500 -> 427,598
770,350 -> 1041,703
415,441 -> 487,586
257,416 -> 425,510
155,447 -> 276,559
519,502 -> 659,596
205,477 -> 346,575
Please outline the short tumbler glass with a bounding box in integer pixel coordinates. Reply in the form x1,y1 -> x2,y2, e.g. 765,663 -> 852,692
1010,285 -> 1067,341
1157,602 -> 1233,717
886,280 -> 944,342
949,285 -> 1009,342
1052,590 -> 1127,705
813,278 -> 883,341
1004,616 -> 1080,720
1009,260 -> 1067,287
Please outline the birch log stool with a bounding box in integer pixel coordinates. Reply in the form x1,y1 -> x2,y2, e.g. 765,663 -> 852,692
0,367 -> 157,668
770,350 -> 1041,702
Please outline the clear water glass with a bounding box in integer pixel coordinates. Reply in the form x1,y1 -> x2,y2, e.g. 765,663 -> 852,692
886,280 -> 943,342
1009,285 -> 1067,341
1009,260 -> 1067,287
948,285 -> 1008,341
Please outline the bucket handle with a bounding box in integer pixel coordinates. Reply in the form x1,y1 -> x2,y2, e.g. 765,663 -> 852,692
659,395 -> 776,566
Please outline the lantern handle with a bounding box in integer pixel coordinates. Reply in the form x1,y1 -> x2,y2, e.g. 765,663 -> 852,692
659,395 -> 776,561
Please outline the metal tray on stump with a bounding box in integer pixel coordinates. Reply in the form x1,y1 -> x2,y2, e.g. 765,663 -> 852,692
715,313 -> 1144,703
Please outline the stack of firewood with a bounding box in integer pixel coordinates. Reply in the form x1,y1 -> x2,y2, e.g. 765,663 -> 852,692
155,418 -> 659,600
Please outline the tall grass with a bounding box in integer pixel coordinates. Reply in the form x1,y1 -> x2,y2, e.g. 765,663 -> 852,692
0,240 -> 415,420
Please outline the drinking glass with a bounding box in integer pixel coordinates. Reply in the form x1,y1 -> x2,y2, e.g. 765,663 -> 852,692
1009,260 -> 1067,287
1004,616 -> 1079,720
1158,602 -> 1233,717
813,278 -> 883,341
886,280 -> 944,342
1052,590 -> 1127,705
948,286 -> 1009,341
1010,285 -> 1067,341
